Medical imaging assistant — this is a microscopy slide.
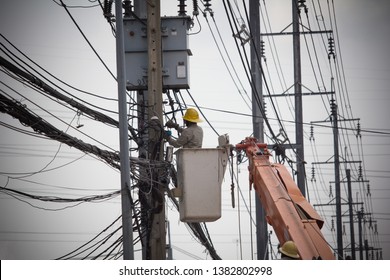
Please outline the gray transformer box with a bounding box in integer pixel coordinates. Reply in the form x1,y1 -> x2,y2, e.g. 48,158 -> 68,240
123,16 -> 192,90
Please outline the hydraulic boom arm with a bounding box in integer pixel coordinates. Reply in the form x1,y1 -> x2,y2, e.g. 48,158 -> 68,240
236,137 -> 335,260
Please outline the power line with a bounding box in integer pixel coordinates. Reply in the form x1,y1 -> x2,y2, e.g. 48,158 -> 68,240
0,33 -> 118,102
0,92 -> 120,168
58,0 -> 117,80
0,55 -> 140,145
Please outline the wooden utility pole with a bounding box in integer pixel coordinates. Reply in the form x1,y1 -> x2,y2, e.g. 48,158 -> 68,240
115,0 -> 134,260
147,0 -> 166,260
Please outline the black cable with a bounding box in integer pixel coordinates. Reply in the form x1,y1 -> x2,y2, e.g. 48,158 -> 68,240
56,215 -> 122,260
52,0 -> 100,8
241,1 -> 294,150
58,0 -> 117,80
0,186 -> 120,203
0,92 -> 121,168
204,12 -> 251,109
0,33 -> 118,102
0,55 -> 141,145
186,89 -> 220,136
222,0 -> 279,144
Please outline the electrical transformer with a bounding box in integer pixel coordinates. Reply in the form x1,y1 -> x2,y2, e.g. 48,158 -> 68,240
123,16 -> 192,90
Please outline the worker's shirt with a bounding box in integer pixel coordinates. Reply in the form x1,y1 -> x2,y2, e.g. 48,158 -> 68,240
168,124 -> 203,148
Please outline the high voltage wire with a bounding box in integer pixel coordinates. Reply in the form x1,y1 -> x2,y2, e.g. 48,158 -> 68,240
0,33 -> 118,103
0,51 -> 140,145
202,10 -> 252,110
184,102 -> 390,136
0,186 -> 120,204
58,0 -> 117,80
222,0 -> 286,151
219,0 -> 382,257
261,0 -> 296,120
200,3 -> 382,253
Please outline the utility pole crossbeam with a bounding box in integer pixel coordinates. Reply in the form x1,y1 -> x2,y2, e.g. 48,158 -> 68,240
261,30 -> 332,36
263,91 -> 335,97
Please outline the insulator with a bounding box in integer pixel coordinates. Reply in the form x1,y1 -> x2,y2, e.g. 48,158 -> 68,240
330,98 -> 337,116
358,165 -> 363,180
374,223 -> 378,234
329,184 -> 333,198
104,0 -> 114,21
309,125 -> 315,141
260,40 -> 265,57
328,36 -> 335,59
311,167 -> 316,182
192,0 -> 199,16
331,219 -> 335,231
356,121 -> 361,138
204,0 -> 212,12
342,224 -> 346,235
298,0 -> 306,8
123,0 -> 133,18
297,0 -> 308,14
369,217 -> 373,229
178,0 -> 187,16
298,0 -> 308,13
366,183 -> 371,196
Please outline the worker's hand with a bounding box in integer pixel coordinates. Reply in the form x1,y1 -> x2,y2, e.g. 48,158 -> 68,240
165,120 -> 179,129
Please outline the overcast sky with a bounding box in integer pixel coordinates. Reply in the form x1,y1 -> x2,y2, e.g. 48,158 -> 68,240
0,0 -> 389,260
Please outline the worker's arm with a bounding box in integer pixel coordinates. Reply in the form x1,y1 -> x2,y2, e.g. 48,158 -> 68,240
167,128 -> 192,148
166,120 -> 184,133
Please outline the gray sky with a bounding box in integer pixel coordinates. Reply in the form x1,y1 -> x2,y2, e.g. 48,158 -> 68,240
0,0 -> 389,260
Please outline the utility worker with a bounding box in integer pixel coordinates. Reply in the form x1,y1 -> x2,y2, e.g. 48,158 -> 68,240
164,108 -> 203,148
278,241 -> 300,260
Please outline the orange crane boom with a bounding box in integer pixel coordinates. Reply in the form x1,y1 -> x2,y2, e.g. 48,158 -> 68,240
236,137 -> 335,260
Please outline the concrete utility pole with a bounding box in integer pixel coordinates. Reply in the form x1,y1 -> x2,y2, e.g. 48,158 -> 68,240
115,0 -> 134,260
249,0 -> 268,260
147,0 -> 166,260
357,208 -> 364,259
346,169 -> 356,260
262,0 -> 333,197
292,0 -> 305,196
330,98 -> 343,259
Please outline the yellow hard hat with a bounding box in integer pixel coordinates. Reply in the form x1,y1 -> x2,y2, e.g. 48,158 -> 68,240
183,108 -> 202,123
279,241 -> 300,259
